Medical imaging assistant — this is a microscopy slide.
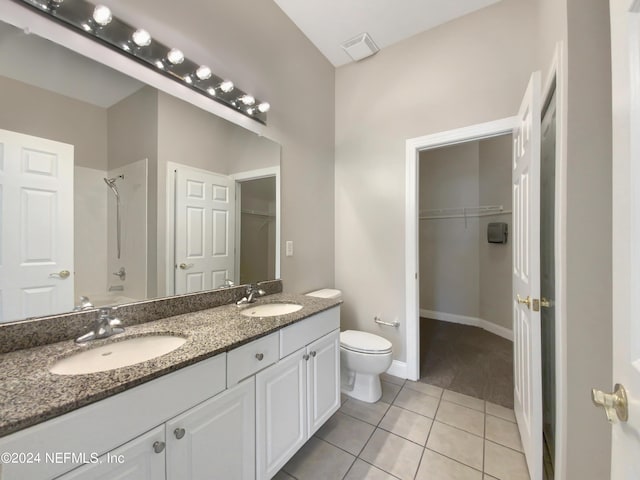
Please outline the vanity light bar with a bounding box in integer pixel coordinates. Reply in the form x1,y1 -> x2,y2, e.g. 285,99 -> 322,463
16,0 -> 270,124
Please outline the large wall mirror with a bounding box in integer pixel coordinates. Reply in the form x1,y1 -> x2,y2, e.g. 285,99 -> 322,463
0,19 -> 281,323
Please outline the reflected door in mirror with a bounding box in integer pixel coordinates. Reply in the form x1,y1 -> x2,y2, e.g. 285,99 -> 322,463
175,166 -> 236,294
0,129 -> 74,322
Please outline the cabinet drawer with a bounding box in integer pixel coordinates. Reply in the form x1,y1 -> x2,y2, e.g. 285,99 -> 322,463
280,307 -> 340,358
227,333 -> 279,386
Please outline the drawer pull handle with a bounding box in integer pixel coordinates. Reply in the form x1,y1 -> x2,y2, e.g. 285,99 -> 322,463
153,441 -> 165,453
303,353 -> 310,361
174,428 -> 186,439
255,353 -> 264,361
310,351 -> 316,357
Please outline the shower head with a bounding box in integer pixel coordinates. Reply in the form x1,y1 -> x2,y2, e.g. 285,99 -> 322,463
104,175 -> 123,199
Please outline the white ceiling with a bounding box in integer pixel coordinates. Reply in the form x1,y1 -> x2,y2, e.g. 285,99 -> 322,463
272,0 -> 501,67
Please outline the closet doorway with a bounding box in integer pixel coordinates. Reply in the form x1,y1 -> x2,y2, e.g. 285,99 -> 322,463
418,135 -> 514,407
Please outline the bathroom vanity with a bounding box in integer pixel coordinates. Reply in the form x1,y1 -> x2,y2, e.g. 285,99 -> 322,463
0,292 -> 340,480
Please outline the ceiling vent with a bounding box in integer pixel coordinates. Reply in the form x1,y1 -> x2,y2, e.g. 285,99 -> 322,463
341,32 -> 379,62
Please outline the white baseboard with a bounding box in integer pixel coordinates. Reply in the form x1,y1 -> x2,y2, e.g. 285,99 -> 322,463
386,360 -> 408,379
420,309 -> 513,342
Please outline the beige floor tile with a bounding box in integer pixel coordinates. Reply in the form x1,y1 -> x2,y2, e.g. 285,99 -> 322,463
315,411 -> 376,456
381,381 -> 402,404
344,459 -> 399,480
379,405 -> 433,445
484,476 -> 500,480
426,421 -> 484,471
485,402 -> 516,423
435,400 -> 485,437
416,449 -> 483,480
485,415 -> 523,452
340,398 -> 391,425
283,437 -> 355,480
393,386 -> 440,418
360,429 -> 424,480
404,380 -> 444,399
484,440 -> 530,480
381,372 -> 406,386
443,390 -> 486,412
272,470 -> 296,480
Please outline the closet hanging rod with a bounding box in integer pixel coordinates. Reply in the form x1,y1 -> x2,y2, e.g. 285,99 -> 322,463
241,209 -> 275,218
419,205 -> 512,220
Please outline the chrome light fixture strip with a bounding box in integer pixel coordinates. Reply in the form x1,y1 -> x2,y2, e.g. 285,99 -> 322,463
15,0 -> 269,124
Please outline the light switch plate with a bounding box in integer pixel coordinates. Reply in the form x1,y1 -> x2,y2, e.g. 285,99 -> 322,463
285,241 -> 294,257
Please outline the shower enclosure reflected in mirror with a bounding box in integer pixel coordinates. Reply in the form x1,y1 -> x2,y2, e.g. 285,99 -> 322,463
0,19 -> 280,323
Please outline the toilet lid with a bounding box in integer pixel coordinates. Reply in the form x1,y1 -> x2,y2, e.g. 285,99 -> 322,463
340,330 -> 392,354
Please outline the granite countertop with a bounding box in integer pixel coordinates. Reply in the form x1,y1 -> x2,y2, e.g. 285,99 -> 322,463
0,293 -> 340,438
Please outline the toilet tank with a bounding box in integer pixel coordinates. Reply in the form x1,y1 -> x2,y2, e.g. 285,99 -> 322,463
306,289 -> 342,300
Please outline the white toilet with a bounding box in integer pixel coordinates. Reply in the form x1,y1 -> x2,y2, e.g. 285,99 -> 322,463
306,289 -> 393,403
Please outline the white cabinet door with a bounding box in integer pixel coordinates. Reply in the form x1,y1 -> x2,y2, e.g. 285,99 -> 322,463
307,329 -> 340,436
166,377 -> 255,480
256,348 -> 307,480
56,426 -> 165,480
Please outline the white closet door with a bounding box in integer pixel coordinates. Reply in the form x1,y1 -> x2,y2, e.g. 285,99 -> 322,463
0,128 -> 74,323
512,72 -> 542,480
174,165 -> 235,294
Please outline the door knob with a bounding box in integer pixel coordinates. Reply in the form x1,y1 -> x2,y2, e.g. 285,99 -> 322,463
255,353 -> 264,361
592,383 -> 628,423
540,297 -> 553,308
516,294 -> 531,309
174,427 -> 186,439
49,270 -> 71,279
179,263 -> 194,270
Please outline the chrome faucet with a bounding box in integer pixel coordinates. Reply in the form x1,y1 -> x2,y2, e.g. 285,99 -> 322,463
73,296 -> 94,311
236,284 -> 266,305
75,307 -> 125,343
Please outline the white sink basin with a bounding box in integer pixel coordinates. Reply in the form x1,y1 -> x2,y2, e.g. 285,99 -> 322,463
240,303 -> 303,318
50,335 -> 186,375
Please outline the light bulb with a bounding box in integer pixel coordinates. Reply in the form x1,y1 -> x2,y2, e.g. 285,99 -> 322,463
257,102 -> 270,113
220,80 -> 234,93
167,48 -> 184,65
196,66 -> 212,80
132,29 -> 151,47
240,95 -> 255,106
92,5 -> 112,26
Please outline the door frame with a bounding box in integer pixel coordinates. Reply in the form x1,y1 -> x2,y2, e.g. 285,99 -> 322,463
230,166 -> 281,283
403,42 -> 567,480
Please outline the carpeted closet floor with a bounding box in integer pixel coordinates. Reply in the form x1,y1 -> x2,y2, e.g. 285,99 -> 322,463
419,317 -> 514,408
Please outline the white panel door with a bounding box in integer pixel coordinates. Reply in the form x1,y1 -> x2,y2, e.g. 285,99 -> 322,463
57,426 -> 165,480
609,1 -> 640,477
174,165 -> 235,294
0,128 -> 74,323
306,329 -> 340,436
166,377 -> 255,480
512,72 -> 542,480
256,348 -> 307,480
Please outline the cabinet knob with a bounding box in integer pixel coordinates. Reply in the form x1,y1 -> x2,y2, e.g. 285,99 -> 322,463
153,441 -> 165,453
310,351 -> 316,357
255,353 -> 264,361
303,353 -> 310,361
174,427 -> 186,439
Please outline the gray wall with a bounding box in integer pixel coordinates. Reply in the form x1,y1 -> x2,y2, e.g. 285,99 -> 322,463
478,136 -> 513,331
420,142 -> 481,318
335,0 -> 538,360
419,136 -> 512,331
108,0 -> 336,295
0,75 -> 107,169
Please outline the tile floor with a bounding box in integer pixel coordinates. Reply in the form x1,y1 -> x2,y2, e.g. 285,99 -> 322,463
275,374 -> 530,480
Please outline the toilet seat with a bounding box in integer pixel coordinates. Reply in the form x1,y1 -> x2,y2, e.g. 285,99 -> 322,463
340,330 -> 392,355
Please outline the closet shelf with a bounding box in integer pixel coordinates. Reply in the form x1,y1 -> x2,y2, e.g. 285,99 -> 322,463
241,209 -> 275,218
419,205 -> 512,220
